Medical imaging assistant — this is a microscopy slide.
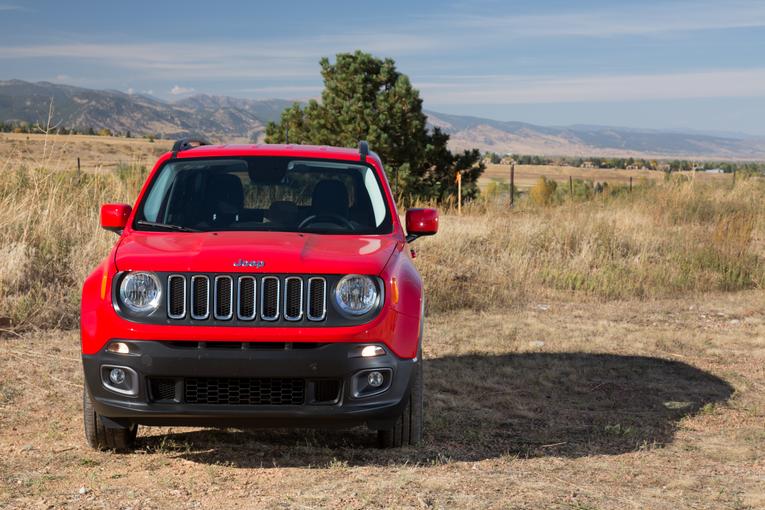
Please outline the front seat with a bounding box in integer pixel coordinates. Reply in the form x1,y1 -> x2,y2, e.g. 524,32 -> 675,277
311,180 -> 349,218
205,174 -> 244,226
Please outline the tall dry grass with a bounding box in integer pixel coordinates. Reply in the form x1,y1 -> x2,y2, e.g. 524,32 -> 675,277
417,176 -> 765,313
0,163 -> 144,330
0,158 -> 763,330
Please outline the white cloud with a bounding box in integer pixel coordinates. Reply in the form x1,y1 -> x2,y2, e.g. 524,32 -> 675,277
0,33 -> 440,81
51,74 -> 74,83
170,85 -> 194,95
235,85 -> 320,96
444,0 -> 765,39
417,68 -> 765,105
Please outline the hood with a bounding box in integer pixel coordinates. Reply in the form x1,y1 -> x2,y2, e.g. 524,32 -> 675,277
114,231 -> 400,275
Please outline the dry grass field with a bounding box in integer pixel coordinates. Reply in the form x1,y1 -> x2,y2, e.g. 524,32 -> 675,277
481,163 -> 733,191
0,136 -> 764,508
0,133 -> 171,172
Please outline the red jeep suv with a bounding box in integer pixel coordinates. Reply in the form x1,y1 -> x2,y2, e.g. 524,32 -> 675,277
81,139 -> 438,450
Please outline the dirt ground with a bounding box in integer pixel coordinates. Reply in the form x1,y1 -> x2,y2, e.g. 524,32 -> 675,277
1,291 -> 763,509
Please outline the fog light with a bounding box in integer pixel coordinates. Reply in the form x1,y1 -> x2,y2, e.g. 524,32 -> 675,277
109,368 -> 126,385
101,365 -> 138,396
107,342 -> 131,354
367,371 -> 384,388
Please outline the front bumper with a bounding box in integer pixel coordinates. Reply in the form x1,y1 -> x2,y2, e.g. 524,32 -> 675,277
82,340 -> 415,430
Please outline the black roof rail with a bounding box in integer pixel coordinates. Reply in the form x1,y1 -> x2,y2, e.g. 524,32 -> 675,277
171,138 -> 210,158
359,140 -> 369,162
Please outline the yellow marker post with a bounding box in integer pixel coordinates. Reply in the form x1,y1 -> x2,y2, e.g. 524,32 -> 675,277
456,171 -> 462,215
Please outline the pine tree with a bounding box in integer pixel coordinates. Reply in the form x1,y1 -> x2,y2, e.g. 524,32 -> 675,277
266,51 -> 484,203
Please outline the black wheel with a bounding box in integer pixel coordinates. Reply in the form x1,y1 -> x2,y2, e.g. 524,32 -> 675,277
377,355 -> 423,448
83,385 -> 137,451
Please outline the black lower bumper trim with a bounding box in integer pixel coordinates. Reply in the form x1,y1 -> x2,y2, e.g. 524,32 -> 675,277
82,340 -> 415,430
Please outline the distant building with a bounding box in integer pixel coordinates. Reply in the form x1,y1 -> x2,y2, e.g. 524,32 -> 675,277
705,168 -> 725,174
626,164 -> 639,170
658,163 -> 671,172
581,161 -> 595,168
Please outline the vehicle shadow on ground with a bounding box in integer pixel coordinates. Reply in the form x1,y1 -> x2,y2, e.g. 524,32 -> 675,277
140,352 -> 733,467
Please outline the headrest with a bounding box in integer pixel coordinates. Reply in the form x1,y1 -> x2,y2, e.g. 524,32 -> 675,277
267,201 -> 299,225
207,174 -> 244,213
312,180 -> 349,217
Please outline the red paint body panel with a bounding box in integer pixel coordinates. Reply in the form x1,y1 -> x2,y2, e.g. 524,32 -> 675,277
81,144 -> 432,360
100,203 -> 132,231
406,208 -> 439,236
114,231 -> 398,274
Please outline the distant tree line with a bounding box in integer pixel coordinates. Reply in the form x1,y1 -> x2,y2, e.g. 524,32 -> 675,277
484,152 -> 765,174
0,121 -> 166,142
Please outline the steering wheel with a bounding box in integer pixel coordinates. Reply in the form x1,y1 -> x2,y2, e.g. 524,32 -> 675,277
298,214 -> 355,230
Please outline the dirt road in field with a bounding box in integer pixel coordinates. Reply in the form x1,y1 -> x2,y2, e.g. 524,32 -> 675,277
1,292 -> 763,509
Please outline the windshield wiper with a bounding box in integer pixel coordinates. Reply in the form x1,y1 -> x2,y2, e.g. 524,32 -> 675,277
135,220 -> 201,232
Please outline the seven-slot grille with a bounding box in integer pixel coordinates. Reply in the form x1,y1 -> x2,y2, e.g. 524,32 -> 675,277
167,275 -> 327,323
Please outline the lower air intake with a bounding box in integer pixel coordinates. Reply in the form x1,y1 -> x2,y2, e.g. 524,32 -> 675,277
184,377 -> 305,405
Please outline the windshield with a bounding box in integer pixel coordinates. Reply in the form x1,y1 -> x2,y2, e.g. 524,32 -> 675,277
134,157 -> 392,234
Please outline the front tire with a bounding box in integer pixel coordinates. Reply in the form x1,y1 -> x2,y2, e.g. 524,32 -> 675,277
83,385 -> 137,451
377,355 -> 423,448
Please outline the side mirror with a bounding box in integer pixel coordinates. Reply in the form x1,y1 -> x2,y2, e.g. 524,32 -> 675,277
100,203 -> 132,234
405,208 -> 438,243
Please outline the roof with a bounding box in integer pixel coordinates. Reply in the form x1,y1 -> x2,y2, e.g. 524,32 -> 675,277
174,143 -> 371,162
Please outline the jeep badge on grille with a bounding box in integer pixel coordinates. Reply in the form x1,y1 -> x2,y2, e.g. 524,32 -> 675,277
233,259 -> 265,268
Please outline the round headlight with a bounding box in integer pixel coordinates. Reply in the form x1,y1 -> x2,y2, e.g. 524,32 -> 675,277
334,275 -> 378,316
119,272 -> 162,314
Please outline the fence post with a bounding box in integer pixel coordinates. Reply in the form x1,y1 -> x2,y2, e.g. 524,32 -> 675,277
629,176 -> 633,192
510,162 -> 515,208
77,157 -> 81,175
569,175 -> 573,199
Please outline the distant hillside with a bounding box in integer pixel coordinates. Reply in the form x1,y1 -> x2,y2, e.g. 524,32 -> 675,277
0,80 -> 292,142
426,111 -> 765,160
1,80 -> 763,159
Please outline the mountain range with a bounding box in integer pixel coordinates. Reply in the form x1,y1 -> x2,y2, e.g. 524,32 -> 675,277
2,79 -> 764,160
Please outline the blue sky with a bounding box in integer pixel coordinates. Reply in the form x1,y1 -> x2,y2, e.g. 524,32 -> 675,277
1,0 -> 764,134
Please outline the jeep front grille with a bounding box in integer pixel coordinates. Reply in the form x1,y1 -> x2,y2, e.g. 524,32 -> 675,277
284,277 -> 303,321
167,274 -> 327,324
167,275 -> 186,319
307,277 -> 327,321
190,275 -> 210,320
237,276 -> 256,320
214,276 -> 233,320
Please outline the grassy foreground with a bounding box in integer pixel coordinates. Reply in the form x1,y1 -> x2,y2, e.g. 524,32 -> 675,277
0,161 -> 763,329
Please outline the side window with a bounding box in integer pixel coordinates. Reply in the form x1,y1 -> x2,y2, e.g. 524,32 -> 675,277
363,168 -> 386,227
142,165 -> 176,222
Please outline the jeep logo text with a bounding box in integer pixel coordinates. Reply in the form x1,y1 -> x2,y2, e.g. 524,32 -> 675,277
233,259 -> 265,268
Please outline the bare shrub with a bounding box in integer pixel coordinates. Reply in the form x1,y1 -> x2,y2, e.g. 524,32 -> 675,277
529,176 -> 557,206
